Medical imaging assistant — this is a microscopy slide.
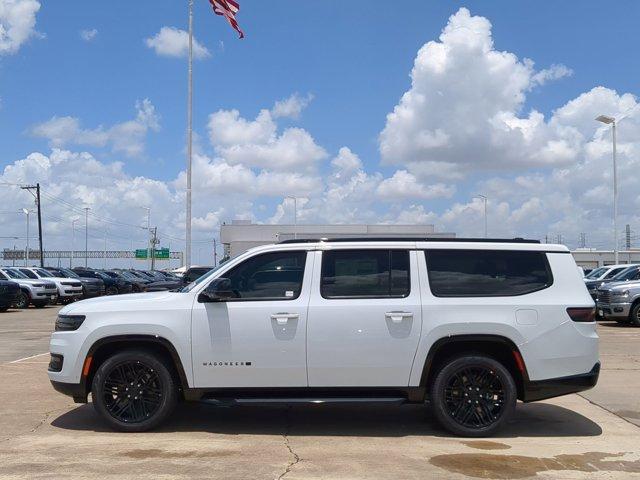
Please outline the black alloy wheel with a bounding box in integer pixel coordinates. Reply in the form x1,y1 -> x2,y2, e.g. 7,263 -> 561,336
14,291 -> 29,309
431,355 -> 516,437
92,350 -> 177,432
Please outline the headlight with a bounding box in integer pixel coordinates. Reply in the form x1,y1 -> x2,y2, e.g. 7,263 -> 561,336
55,315 -> 86,331
612,290 -> 629,297
33,283 -> 45,288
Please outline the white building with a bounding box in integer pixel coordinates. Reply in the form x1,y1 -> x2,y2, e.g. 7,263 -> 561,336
571,249 -> 640,269
220,221 -> 455,258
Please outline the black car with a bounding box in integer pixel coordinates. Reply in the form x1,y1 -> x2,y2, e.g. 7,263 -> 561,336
107,270 -> 150,292
137,270 -> 183,291
0,280 -> 20,312
46,267 -> 105,299
73,269 -> 133,295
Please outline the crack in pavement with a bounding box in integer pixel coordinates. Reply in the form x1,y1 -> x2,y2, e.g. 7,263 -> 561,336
0,407 -> 63,445
278,407 -> 301,480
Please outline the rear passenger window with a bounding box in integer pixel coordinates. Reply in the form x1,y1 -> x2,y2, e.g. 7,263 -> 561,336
424,250 -> 552,297
321,250 -> 410,299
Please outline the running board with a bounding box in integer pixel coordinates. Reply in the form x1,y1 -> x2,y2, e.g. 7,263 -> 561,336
200,397 -> 408,406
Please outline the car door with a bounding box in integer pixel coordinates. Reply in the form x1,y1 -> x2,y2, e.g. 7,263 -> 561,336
191,249 -> 313,388
306,248 -> 422,387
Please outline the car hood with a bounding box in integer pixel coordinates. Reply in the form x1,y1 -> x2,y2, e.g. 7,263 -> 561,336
59,290 -> 183,314
601,280 -> 640,291
7,278 -> 54,286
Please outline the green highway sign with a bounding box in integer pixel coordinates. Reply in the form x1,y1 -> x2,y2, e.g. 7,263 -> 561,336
134,248 -> 170,260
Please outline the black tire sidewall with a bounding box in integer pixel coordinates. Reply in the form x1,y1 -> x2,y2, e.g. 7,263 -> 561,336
92,350 -> 177,432
15,292 -> 29,309
430,355 -> 517,437
630,304 -> 640,326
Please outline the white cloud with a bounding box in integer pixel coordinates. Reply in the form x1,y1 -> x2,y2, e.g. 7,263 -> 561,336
379,7 -> 577,178
0,0 -> 40,55
79,28 -> 98,42
376,170 -> 455,200
31,99 -> 160,157
145,26 -> 210,59
208,108 -> 327,171
272,93 -> 314,119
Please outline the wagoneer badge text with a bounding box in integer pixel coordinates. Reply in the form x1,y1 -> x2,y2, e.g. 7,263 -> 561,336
203,361 -> 253,367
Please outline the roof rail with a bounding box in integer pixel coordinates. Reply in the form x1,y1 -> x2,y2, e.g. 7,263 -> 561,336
278,237 -> 540,244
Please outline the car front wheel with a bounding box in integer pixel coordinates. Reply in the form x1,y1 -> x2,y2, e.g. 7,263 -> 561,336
91,349 -> 177,432
430,354 -> 516,437
629,303 -> 640,327
14,291 -> 30,309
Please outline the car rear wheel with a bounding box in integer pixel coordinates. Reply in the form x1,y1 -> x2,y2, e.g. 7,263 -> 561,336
629,303 -> 640,327
92,349 -> 177,432
430,354 -> 516,437
105,286 -> 118,295
14,291 -> 30,309
32,300 -> 47,308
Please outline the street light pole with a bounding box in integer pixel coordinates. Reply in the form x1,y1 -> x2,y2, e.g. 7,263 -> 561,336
71,219 -> 78,268
286,196 -> 298,239
185,0 -> 194,269
22,208 -> 30,266
84,207 -> 90,268
475,195 -> 488,238
143,207 -> 152,269
596,115 -> 619,264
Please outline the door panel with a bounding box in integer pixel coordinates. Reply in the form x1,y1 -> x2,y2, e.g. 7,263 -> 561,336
307,250 -> 422,387
191,250 -> 313,388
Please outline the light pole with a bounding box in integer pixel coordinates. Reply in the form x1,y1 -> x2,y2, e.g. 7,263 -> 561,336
84,207 -> 90,268
71,218 -> 78,268
474,195 -> 488,238
285,196 -> 298,239
22,208 -> 30,266
142,207 -> 151,269
596,115 -> 618,264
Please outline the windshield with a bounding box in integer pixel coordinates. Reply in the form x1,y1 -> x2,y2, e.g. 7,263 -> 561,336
611,267 -> 640,281
34,268 -> 54,278
585,267 -> 605,279
604,267 -> 626,279
3,269 -> 28,279
59,268 -> 80,278
120,271 -> 142,281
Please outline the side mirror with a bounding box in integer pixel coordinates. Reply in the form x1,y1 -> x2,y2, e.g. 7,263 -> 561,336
198,277 -> 235,303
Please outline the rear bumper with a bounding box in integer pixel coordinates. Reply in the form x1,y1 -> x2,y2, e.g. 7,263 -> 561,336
522,362 -> 600,402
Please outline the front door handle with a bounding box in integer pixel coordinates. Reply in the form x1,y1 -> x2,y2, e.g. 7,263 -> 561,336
385,311 -> 413,323
271,313 -> 299,325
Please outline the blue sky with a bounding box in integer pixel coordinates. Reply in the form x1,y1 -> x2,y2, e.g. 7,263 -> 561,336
1,0 -> 640,263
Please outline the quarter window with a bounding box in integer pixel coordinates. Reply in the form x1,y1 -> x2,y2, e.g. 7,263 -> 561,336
222,251 -> 307,300
425,250 -> 552,297
321,250 -> 410,299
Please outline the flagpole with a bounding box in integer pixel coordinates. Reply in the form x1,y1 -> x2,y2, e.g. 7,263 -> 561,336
186,0 -> 193,269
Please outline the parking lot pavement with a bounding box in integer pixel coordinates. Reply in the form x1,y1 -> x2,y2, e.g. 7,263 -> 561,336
0,305 -> 60,363
1,309 -> 640,479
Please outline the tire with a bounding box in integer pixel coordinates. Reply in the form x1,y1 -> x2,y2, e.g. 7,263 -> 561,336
629,303 -> 640,327
0,306 -> 8,312
430,354 -> 517,437
92,349 -> 177,432
14,291 -> 30,309
106,286 -> 118,296
32,300 -> 47,308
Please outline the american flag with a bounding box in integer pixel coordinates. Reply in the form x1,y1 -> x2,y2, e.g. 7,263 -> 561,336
209,0 -> 245,39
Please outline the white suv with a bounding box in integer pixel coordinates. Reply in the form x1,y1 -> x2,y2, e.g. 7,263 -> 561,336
16,267 -> 83,303
48,238 -> 599,436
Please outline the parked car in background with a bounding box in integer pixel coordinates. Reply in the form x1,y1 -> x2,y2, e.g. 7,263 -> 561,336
103,270 -> 148,293
15,267 -> 83,304
584,264 -> 636,299
0,268 -> 59,308
73,269 -> 133,295
136,270 -> 183,291
46,267 -> 105,299
0,279 -> 20,312
596,277 -> 640,326
182,266 -> 214,284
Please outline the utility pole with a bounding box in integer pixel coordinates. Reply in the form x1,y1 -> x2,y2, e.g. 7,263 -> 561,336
150,227 -> 159,270
142,207 -> 152,269
21,208 -> 30,266
20,184 -> 44,267
103,230 -> 108,269
213,239 -> 218,267
84,207 -> 90,268
474,195 -> 488,238
71,219 -> 78,268
580,233 -> 586,248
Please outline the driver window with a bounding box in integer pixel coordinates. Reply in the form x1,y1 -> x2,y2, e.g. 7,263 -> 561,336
223,251 -> 307,300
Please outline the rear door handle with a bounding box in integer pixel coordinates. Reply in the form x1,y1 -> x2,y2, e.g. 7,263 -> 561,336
385,311 -> 413,323
271,313 -> 299,325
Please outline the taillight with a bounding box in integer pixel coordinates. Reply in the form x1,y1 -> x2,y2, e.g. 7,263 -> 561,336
567,307 -> 595,323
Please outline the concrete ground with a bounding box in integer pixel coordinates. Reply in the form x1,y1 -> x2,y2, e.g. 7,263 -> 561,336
1,306 -> 639,479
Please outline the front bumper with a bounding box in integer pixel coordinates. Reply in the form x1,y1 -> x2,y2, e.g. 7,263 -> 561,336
50,379 -> 87,403
522,362 -> 600,402
597,301 -> 631,319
